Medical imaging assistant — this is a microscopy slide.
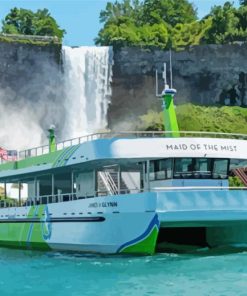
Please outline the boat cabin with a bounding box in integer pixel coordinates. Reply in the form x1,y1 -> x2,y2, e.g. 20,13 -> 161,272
0,132 -> 246,207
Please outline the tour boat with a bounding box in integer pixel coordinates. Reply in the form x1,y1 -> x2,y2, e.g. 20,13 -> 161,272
0,66 -> 247,254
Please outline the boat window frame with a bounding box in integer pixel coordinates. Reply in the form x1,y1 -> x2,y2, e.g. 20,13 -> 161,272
173,157 -> 230,180
212,158 -> 230,180
149,158 -> 173,181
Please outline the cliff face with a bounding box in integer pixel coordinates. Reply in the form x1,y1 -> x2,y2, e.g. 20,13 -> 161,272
109,44 -> 247,129
0,41 -> 66,149
1,40 -> 247,143
0,41 -> 62,92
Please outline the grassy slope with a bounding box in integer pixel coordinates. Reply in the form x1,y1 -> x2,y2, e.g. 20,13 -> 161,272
138,103 -> 247,134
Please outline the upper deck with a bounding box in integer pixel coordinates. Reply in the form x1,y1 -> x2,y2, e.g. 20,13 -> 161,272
17,131 -> 247,160
0,131 -> 247,180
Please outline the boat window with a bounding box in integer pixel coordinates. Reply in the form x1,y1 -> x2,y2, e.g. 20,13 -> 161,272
150,158 -> 229,180
212,159 -> 229,179
174,158 -> 193,178
149,159 -> 172,181
194,158 -> 211,178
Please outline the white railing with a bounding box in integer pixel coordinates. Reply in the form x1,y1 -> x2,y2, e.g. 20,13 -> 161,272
15,130 -> 247,160
98,171 -> 118,195
0,186 -> 247,209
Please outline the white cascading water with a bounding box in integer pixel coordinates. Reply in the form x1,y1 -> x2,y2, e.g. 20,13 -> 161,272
62,46 -> 113,139
0,46 -> 112,152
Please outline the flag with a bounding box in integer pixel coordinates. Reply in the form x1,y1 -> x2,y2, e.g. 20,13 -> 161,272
0,148 -> 17,162
0,147 -> 7,161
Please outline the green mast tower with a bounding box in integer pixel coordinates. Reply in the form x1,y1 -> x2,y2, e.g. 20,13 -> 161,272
156,55 -> 180,137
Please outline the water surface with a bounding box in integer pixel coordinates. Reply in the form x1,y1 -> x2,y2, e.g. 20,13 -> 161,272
0,248 -> 247,296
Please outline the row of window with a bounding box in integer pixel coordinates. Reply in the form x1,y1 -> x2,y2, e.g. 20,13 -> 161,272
149,158 -> 229,181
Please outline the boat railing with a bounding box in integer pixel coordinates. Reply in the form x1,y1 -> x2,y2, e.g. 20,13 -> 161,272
0,189 -> 144,209
153,186 -> 247,191
16,130 -> 247,160
0,186 -> 247,209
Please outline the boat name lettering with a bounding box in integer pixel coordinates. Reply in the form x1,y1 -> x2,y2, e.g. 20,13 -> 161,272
88,202 -> 118,208
165,144 -> 237,152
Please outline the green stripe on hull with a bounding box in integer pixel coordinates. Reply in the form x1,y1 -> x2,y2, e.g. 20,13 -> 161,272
0,205 -> 50,250
120,227 -> 159,255
0,241 -> 50,251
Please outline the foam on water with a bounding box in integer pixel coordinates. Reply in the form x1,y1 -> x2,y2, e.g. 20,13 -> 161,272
1,248 -> 247,296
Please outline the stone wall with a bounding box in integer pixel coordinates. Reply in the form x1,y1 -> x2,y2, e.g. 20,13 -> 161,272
109,44 -> 247,129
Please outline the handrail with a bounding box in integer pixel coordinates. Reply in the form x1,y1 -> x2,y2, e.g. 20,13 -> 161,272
153,186 -> 247,191
15,130 -> 247,160
0,186 -> 247,209
98,171 -> 118,195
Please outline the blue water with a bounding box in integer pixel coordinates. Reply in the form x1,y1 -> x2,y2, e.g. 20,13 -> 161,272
1,248 -> 247,296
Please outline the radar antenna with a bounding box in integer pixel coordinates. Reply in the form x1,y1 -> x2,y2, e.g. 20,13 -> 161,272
155,50 -> 179,137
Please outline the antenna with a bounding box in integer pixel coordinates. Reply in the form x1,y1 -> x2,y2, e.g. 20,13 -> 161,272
169,49 -> 173,89
155,51 -> 176,97
155,69 -> 159,97
156,63 -> 167,97
162,63 -> 167,86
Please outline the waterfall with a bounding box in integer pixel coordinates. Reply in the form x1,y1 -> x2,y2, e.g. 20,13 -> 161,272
0,46 -> 112,151
62,46 -> 113,139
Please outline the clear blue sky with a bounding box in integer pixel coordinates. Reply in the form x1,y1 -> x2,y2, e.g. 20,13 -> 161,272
0,0 -> 238,46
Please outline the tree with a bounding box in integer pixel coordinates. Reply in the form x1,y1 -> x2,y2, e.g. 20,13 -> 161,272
142,0 -> 197,27
171,18 -> 212,50
98,0 -> 143,28
239,0 -> 247,5
96,0 -> 247,49
203,2 -> 240,44
2,7 -> 65,40
95,0 -> 196,48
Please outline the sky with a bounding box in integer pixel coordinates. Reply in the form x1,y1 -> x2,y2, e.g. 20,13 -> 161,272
0,0 -> 238,46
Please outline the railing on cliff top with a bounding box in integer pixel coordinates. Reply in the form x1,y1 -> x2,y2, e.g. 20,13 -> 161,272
16,131 -> 247,161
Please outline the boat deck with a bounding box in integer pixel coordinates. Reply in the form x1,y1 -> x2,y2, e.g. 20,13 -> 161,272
17,131 -> 247,160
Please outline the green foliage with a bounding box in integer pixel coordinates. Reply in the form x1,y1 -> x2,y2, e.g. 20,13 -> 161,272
96,0 -> 247,49
2,7 -> 65,40
142,0 -> 197,27
95,0 -> 196,48
239,0 -> 247,6
203,2 -> 242,44
171,18 -> 212,50
229,176 -> 244,187
138,110 -> 164,131
137,104 -> 247,133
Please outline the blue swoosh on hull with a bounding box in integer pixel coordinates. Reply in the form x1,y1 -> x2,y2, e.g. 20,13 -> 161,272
117,214 -> 160,253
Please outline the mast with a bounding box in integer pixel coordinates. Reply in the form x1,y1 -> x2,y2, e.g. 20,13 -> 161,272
156,51 -> 180,137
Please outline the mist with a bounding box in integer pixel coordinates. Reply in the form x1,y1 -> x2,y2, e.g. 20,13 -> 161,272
0,45 -> 112,151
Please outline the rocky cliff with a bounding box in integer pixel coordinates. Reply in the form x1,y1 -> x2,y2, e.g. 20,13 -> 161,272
0,40 -> 247,143
0,40 -> 66,149
109,44 -> 247,129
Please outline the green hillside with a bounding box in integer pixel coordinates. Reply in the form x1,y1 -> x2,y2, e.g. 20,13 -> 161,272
138,104 -> 247,134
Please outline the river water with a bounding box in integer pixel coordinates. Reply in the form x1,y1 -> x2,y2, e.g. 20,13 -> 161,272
1,248 -> 247,296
